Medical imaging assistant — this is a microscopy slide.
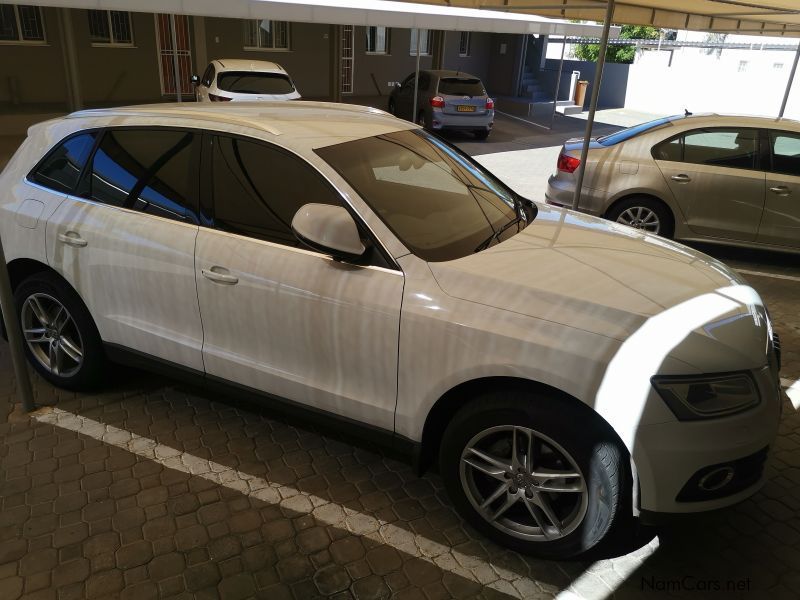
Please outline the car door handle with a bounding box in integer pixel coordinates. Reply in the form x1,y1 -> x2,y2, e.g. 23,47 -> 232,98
769,185 -> 791,196
201,268 -> 239,285
670,174 -> 691,183
57,232 -> 88,247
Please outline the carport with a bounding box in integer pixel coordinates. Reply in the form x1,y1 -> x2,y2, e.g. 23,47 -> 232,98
0,2 -> 609,412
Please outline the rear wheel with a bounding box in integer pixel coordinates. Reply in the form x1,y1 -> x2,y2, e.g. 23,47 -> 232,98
439,390 -> 626,558
606,196 -> 674,238
14,272 -> 106,390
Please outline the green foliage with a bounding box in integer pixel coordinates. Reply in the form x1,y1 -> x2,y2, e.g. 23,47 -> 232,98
573,24 -> 661,64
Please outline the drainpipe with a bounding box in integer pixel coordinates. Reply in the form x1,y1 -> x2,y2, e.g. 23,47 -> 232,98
572,0 -> 615,210
170,14 -> 182,102
412,29 -> 421,122
0,235 -> 35,413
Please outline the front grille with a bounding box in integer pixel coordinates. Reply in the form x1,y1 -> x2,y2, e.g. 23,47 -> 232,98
676,446 -> 768,503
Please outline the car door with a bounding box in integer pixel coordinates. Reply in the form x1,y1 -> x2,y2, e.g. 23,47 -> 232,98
194,133 -> 404,431
394,73 -> 417,121
654,127 -> 765,241
46,127 -> 205,371
758,129 -> 800,248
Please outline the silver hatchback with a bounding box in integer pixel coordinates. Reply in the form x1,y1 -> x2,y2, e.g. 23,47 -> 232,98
388,69 -> 494,139
546,114 -> 800,253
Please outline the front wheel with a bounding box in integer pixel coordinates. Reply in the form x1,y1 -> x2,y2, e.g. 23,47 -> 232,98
439,391 -> 626,558
606,196 -> 673,238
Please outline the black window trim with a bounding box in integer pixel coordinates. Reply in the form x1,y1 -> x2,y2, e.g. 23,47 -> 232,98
766,128 -> 800,176
204,130 -> 401,272
26,127 -> 104,195
651,126 -> 763,172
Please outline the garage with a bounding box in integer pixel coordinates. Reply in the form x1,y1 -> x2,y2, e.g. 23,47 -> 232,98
1,1 -> 799,599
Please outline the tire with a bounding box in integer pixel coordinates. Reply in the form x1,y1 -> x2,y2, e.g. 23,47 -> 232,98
474,129 -> 490,141
14,272 -> 106,391
439,390 -> 626,559
606,196 -> 674,238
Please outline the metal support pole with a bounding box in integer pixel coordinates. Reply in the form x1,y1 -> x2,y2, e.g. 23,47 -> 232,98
412,28 -> 421,122
0,236 -> 35,413
59,8 -> 82,111
549,35 -> 567,130
170,14 -> 182,103
572,0 -> 615,210
779,44 -> 800,118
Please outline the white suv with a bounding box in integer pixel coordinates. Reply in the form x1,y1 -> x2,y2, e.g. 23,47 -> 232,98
0,103 -> 782,559
192,59 -> 301,102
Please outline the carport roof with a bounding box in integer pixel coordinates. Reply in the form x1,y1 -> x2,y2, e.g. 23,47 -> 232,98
416,1 -> 800,37
25,0 -> 617,35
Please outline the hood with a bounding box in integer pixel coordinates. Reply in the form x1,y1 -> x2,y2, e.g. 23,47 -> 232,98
429,205 -> 770,370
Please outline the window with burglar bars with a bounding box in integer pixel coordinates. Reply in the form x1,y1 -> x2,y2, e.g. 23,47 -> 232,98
87,10 -> 133,46
244,20 -> 290,50
459,31 -> 471,57
366,26 -> 389,54
0,4 -> 46,43
409,28 -> 432,56
341,25 -> 354,94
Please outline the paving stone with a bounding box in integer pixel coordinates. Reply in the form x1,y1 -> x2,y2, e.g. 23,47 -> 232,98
147,552 -> 185,581
217,573 -> 255,600
85,569 -> 124,599
313,564 -> 351,595
116,540 -> 154,569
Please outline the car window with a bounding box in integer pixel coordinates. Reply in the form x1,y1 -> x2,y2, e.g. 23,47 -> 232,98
437,77 -> 485,97
30,132 -> 97,194
81,128 -> 199,223
682,128 -> 759,170
210,135 -> 341,246
769,131 -> 800,176
315,129 -> 521,262
652,137 -> 682,162
401,74 -> 415,88
216,72 -> 295,95
201,63 -> 215,87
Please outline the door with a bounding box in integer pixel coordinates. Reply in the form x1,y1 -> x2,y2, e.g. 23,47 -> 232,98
758,130 -> 800,248
46,127 -> 205,371
195,134 -> 404,430
654,127 -> 765,241
394,73 -> 417,121
155,14 -> 193,99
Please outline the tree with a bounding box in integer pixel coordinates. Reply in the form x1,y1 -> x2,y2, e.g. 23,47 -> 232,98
573,24 -> 661,64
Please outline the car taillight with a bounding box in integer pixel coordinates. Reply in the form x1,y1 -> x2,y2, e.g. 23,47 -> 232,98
557,152 -> 581,173
486,98 -> 494,110
430,96 -> 445,108
209,93 -> 232,102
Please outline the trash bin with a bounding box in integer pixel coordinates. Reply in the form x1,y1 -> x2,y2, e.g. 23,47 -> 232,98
574,80 -> 589,108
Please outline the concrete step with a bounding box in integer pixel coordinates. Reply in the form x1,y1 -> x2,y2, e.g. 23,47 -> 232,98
555,103 -> 583,115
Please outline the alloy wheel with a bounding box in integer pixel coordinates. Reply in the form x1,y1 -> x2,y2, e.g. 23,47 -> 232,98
459,425 -> 588,541
21,293 -> 84,377
616,206 -> 660,233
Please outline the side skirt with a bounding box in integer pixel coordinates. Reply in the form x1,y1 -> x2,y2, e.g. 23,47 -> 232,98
104,343 -> 421,468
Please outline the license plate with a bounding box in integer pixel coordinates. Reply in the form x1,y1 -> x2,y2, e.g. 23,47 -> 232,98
456,105 -> 476,112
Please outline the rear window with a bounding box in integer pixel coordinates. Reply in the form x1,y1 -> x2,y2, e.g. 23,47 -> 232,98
30,132 -> 97,194
437,77 -> 485,97
597,116 -> 680,147
217,72 -> 295,95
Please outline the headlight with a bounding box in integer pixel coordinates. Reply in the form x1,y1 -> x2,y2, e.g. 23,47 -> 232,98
651,372 -> 760,420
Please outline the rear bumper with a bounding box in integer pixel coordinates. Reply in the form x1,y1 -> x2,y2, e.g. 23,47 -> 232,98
432,111 -> 493,131
545,175 -> 605,216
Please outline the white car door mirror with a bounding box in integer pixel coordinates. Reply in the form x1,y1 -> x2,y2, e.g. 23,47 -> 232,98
292,204 -> 366,259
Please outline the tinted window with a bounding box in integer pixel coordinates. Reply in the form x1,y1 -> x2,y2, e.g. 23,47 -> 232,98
31,132 -> 97,194
598,116 -> 679,147
211,136 -> 341,246
83,129 -> 198,222
216,72 -> 295,95
418,73 -> 430,92
437,77 -> 485,96
316,129 -> 522,262
682,128 -> 758,170
770,131 -> 800,176
201,63 -> 215,87
652,137 -> 682,161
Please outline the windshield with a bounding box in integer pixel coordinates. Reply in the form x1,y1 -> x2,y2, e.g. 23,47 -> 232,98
217,72 -> 295,95
438,77 -> 485,96
596,115 -> 680,146
316,130 -> 524,262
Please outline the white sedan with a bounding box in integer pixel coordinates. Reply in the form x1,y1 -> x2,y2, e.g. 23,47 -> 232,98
0,102 -> 782,558
192,59 -> 301,102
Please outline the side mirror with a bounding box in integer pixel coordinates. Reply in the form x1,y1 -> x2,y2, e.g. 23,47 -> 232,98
394,81 -> 402,88
190,74 -> 199,85
292,204 -> 365,260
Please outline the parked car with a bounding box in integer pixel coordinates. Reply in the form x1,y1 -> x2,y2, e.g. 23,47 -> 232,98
192,59 -> 301,102
388,69 -> 494,139
0,103 -> 781,558
546,113 -> 800,253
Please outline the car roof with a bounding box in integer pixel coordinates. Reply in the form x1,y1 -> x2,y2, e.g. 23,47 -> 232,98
54,102 -> 416,153
668,113 -> 800,131
212,59 -> 286,73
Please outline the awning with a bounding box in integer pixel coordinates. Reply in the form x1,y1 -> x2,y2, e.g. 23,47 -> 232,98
415,1 -> 800,37
23,0 -> 618,36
